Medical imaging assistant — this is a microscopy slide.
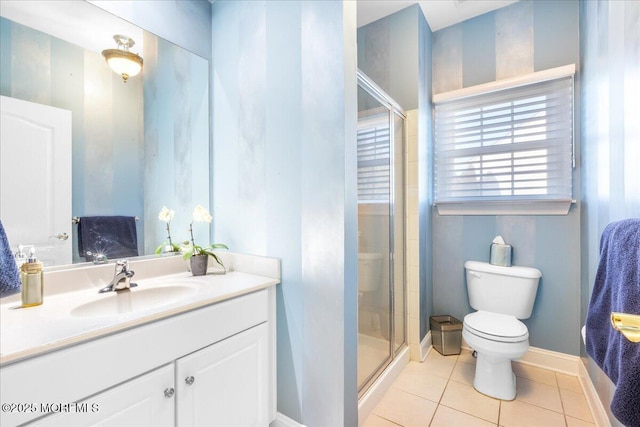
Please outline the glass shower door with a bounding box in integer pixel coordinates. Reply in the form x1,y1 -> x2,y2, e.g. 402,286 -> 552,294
356,72 -> 406,396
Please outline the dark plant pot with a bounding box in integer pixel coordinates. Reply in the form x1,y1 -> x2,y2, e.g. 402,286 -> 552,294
190,254 -> 208,276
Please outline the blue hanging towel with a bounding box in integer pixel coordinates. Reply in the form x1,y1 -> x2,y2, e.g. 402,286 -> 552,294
585,218 -> 640,427
0,219 -> 21,298
77,216 -> 139,261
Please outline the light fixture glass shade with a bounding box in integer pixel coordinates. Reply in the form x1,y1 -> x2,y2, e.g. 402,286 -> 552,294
101,35 -> 143,83
102,50 -> 143,81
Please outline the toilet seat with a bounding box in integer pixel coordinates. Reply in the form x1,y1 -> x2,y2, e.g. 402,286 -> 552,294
464,311 -> 528,343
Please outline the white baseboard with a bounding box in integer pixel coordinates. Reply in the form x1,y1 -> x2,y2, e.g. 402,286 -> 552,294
578,360 -> 612,427
270,412 -> 306,427
420,331 -> 431,361
357,346 -> 410,426
515,346 -> 581,376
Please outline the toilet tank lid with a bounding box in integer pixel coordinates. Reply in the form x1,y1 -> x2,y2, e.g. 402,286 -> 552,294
465,260 -> 541,279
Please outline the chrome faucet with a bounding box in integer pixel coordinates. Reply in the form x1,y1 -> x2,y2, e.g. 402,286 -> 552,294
99,260 -> 137,293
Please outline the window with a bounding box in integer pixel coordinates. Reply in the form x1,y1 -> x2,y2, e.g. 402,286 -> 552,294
357,110 -> 390,202
434,65 -> 575,215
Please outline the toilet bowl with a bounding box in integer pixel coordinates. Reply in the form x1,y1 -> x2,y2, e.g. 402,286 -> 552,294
463,261 -> 541,400
463,311 -> 529,400
358,252 -> 383,292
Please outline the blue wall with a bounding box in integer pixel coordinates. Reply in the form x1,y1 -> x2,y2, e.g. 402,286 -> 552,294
211,1 -> 358,425
431,0 -> 582,356
357,5 -> 419,110
580,0 -> 640,424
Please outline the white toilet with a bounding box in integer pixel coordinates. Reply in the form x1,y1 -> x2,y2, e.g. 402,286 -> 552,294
463,260 -> 542,400
358,252 -> 383,293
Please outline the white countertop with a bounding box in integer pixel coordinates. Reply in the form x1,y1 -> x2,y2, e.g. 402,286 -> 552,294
0,252 -> 280,365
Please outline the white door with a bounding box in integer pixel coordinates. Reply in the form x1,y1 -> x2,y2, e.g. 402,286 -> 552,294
0,95 -> 72,266
30,364 -> 175,427
176,323 -> 269,426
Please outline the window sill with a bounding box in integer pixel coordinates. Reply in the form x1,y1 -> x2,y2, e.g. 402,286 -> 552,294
435,199 -> 574,216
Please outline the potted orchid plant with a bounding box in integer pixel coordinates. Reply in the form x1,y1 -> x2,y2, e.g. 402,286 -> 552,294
155,206 -> 182,254
182,205 -> 228,276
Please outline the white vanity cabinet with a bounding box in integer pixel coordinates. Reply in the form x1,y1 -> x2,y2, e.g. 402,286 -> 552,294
176,323 -> 269,425
32,364 -> 175,427
1,285 -> 276,427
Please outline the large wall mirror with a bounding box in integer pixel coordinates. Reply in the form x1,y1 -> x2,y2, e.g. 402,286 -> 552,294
0,1 -> 210,267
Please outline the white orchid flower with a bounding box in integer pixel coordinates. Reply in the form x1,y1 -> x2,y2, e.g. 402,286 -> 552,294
192,205 -> 213,223
158,206 -> 175,223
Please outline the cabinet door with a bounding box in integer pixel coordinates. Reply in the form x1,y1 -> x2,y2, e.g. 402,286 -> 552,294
176,323 -> 269,426
30,364 -> 174,427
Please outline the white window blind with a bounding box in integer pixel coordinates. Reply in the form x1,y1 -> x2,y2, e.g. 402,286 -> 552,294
357,113 -> 390,202
434,71 -> 574,215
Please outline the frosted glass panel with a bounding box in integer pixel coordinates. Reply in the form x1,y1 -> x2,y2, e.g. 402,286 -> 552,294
357,86 -> 392,391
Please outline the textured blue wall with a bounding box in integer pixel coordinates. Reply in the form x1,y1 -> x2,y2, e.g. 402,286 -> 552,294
580,0 -> 640,424
431,0 -> 582,355
357,5 -> 419,110
211,1 -> 358,425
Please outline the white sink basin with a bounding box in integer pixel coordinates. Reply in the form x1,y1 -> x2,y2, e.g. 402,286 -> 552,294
71,285 -> 197,317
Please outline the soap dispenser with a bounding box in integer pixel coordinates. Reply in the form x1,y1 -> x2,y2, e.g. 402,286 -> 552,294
21,248 -> 43,307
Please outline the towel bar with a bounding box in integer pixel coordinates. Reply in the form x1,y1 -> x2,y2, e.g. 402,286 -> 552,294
611,312 -> 640,343
72,216 -> 139,224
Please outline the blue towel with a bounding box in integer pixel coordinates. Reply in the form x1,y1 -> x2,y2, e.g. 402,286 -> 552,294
0,219 -> 21,298
77,216 -> 139,261
585,218 -> 640,427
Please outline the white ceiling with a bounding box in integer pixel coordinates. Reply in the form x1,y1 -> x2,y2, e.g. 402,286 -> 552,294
1,0 -> 517,54
0,0 -> 143,55
357,0 -> 519,31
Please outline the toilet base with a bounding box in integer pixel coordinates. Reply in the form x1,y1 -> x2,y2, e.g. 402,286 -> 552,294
473,352 -> 516,400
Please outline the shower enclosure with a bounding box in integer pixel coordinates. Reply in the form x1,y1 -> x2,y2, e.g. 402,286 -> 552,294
357,70 -> 406,396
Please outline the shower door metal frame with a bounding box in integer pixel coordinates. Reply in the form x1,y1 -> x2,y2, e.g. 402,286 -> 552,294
357,69 -> 407,397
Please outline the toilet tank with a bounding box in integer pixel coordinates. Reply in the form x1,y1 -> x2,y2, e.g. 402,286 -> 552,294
465,260 -> 541,319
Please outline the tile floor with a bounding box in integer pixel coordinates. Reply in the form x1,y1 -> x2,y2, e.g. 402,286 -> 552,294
363,349 -> 596,427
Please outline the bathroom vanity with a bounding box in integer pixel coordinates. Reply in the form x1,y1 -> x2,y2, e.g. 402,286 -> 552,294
0,253 -> 279,426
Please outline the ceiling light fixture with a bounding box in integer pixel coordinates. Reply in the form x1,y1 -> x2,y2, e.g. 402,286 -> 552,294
101,35 -> 143,83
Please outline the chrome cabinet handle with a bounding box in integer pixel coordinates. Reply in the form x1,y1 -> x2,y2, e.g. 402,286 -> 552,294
50,232 -> 69,241
164,387 -> 175,398
185,376 -> 195,386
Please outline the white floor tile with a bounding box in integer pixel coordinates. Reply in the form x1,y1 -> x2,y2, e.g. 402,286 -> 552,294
392,363 -> 449,403
373,388 -> 437,427
512,363 -> 558,387
500,400 -> 566,427
565,415 -> 596,427
362,414 -> 402,427
556,373 -> 582,393
450,360 -> 475,386
420,350 -> 457,379
430,405 -> 496,427
363,348 -> 597,427
440,380 -> 500,423
515,377 -> 563,413
559,388 -> 594,423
